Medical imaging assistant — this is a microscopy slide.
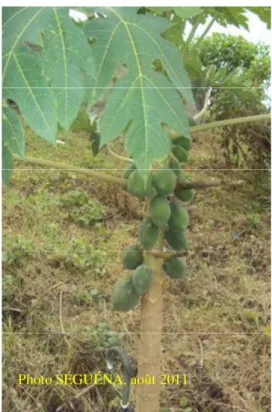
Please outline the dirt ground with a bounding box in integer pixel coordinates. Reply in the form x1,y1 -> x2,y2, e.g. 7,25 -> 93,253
2,127 -> 270,411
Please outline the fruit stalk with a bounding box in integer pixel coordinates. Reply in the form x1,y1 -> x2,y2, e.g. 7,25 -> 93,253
190,113 -> 270,133
147,249 -> 187,258
12,154 -> 231,191
12,154 -> 124,185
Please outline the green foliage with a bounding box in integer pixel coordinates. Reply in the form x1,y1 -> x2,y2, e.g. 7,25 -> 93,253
71,109 -> 91,132
2,144 -> 13,187
247,7 -> 271,28
247,213 -> 262,229
173,7 -> 203,19
2,105 -> 25,186
60,190 -> 89,207
165,229 -> 188,251
163,257 -> 187,279
195,33 -> 270,97
247,50 -> 271,88
140,218 -> 159,250
211,97 -> 270,170
2,273 -> 18,305
132,264 -> 154,294
193,33 -> 271,169
145,6 -> 270,32
122,244 -> 143,270
2,7 -> 94,144
53,238 -> 107,276
2,235 -> 34,267
95,322 -> 122,348
2,104 -> 25,156
89,128 -> 101,157
179,395 -> 190,408
150,195 -> 171,227
186,32 -> 270,112
3,7 -> 270,184
153,169 -> 177,195
195,7 -> 250,29
72,288 -> 104,307
112,276 -> 140,311
152,6 -> 269,57
3,7 -> 195,182
83,7 -> 193,171
127,170 -> 153,199
199,34 -> 261,72
149,6 -> 263,31
60,190 -> 105,226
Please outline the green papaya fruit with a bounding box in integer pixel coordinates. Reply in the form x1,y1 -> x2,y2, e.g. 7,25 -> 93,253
127,171 -> 153,199
177,172 -> 189,184
112,277 -> 140,311
122,244 -> 143,270
132,264 -> 154,294
89,130 -> 100,157
174,188 -> 195,202
169,201 -> 190,231
175,136 -> 192,151
174,172 -> 194,199
163,257 -> 187,279
153,169 -> 177,195
189,117 -> 197,127
172,145 -> 189,163
169,158 -> 181,178
150,195 -> 171,227
140,218 -> 159,250
165,229 -> 188,251
123,163 -> 137,179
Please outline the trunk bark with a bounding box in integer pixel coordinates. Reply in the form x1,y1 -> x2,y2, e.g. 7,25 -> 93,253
136,246 -> 164,412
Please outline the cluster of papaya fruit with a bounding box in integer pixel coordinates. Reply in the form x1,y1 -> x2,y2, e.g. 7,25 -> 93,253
112,246 -> 152,311
112,131 -> 195,311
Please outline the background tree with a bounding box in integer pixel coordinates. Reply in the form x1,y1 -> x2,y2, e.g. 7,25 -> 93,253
192,33 -> 271,169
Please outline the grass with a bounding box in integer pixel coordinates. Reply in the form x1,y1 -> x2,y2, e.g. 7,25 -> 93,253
2,124 -> 270,412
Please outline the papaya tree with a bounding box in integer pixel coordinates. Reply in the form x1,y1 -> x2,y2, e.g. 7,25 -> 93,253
2,6 -> 270,412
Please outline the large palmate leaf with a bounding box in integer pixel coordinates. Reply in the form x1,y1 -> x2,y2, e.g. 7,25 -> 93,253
2,7 -> 95,144
2,106 -> 25,157
84,7 -> 195,170
3,44 -> 58,142
42,8 -> 95,131
248,7 -> 271,29
2,7 -> 57,142
2,7 -> 51,50
2,145 -> 13,187
2,105 -> 25,185
147,7 -> 203,20
174,7 -> 203,19
194,7 -> 249,30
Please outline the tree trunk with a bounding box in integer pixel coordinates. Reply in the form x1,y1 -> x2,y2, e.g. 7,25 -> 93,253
136,246 -> 164,412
